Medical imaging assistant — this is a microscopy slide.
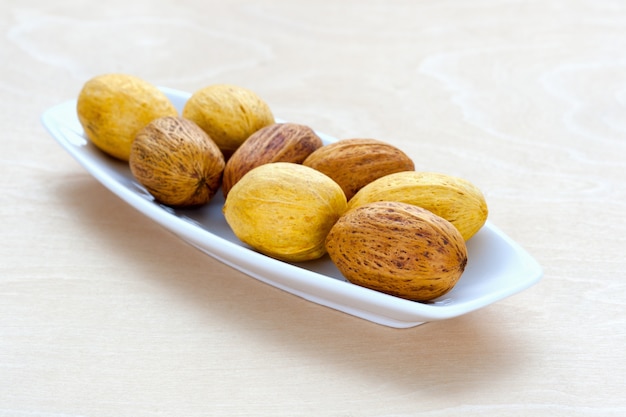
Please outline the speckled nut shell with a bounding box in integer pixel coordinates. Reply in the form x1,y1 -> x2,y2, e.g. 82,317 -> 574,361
325,201 -> 468,301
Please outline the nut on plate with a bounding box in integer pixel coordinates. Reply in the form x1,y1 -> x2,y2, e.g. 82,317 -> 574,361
303,138 -> 415,200
223,162 -> 347,262
182,84 -> 274,159
129,116 -> 225,208
325,201 -> 468,302
348,171 -> 488,241
222,123 -> 323,197
76,73 -> 178,161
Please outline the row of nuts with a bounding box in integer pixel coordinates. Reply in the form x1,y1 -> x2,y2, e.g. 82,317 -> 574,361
76,73 -> 488,302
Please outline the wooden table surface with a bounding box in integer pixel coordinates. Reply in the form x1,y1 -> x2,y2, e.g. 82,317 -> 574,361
2,1 -> 624,416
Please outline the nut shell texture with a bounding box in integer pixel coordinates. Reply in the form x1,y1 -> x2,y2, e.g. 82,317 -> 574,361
182,84 -> 274,158
223,162 -> 347,262
222,123 -> 323,196
325,201 -> 468,301
76,73 -> 178,161
129,117 -> 225,207
348,171 -> 488,241
303,138 -> 414,200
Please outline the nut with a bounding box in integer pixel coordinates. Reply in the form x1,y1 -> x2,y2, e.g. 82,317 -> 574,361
303,138 -> 414,200
348,171 -> 488,241
222,123 -> 323,197
325,201 -> 468,301
223,162 -> 347,262
76,73 -> 178,161
129,116 -> 225,207
182,84 -> 274,159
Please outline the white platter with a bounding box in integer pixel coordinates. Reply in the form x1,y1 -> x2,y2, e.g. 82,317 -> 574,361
41,86 -> 542,328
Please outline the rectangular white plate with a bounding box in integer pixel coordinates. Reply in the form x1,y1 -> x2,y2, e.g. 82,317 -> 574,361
41,86 -> 542,328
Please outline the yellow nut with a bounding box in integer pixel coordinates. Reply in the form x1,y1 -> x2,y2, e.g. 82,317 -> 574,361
182,84 -> 274,159
348,171 -> 488,241
223,162 -> 347,262
76,73 -> 178,161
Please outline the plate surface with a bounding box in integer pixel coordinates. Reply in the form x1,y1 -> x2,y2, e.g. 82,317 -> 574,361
41,87 -> 542,328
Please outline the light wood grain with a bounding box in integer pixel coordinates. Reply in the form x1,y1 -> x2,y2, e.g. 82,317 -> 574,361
1,1 -> 624,416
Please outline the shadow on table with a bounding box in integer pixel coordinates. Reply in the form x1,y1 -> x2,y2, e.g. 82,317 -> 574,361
55,175 -> 534,396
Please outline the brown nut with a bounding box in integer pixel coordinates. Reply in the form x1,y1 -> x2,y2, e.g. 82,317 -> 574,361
129,116 -> 225,208
325,201 -> 467,302
303,138 -> 414,200
222,123 -> 323,197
